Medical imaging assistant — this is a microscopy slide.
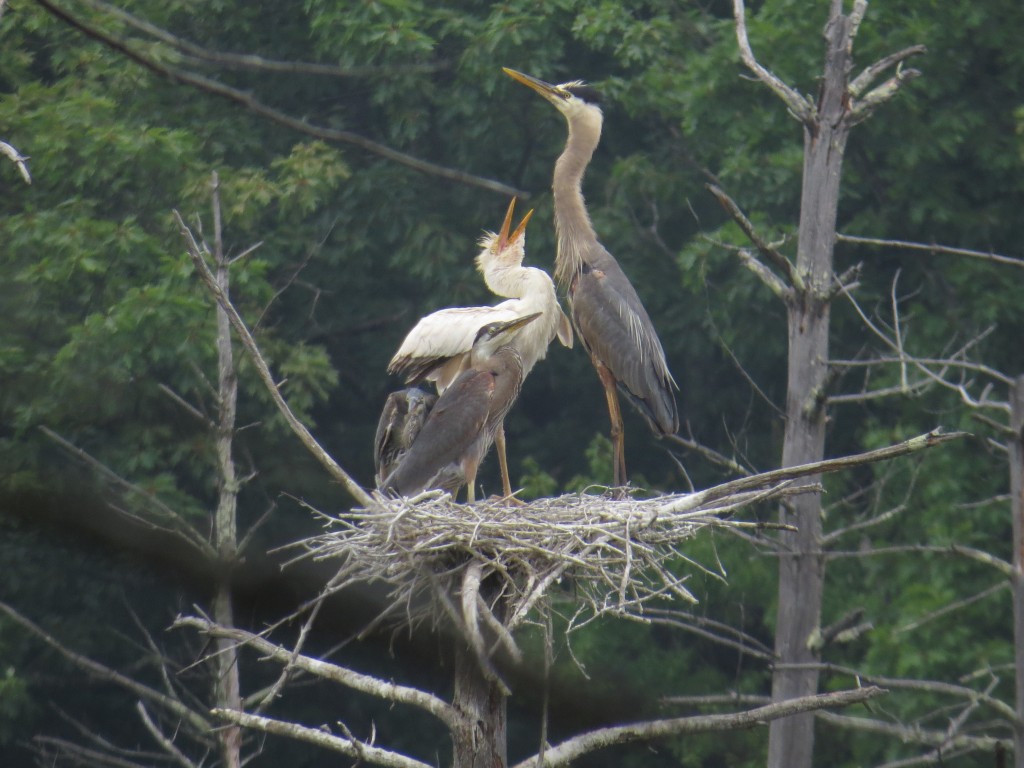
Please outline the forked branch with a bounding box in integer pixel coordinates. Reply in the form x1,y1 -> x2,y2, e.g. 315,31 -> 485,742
732,0 -> 813,122
175,212 -> 375,508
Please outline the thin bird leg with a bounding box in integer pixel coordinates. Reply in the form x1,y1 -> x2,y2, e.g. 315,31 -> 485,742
493,425 -> 526,506
593,359 -> 627,487
463,456 -> 480,504
495,424 -> 513,498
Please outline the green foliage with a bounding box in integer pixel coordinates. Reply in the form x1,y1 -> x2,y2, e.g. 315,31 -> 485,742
3,0 -> 1024,764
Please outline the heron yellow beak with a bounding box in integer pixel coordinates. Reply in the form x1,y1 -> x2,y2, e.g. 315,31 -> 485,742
494,198 -> 534,253
502,67 -> 566,106
497,312 -> 542,336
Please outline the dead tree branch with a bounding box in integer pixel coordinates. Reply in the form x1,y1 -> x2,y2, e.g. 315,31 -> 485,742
0,601 -> 210,733
175,211 -> 375,508
33,0 -> 524,199
174,616 -> 462,730
1,139 -> 31,183
707,183 -> 801,295
212,709 -> 433,768
78,0 -> 447,78
838,233 -> 1024,271
731,0 -> 813,122
512,687 -> 885,768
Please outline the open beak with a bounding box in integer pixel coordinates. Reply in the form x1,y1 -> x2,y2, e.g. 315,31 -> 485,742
502,67 -> 566,106
495,198 -> 535,252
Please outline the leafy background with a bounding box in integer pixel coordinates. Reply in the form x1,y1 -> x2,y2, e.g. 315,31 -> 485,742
1,0 -> 1022,765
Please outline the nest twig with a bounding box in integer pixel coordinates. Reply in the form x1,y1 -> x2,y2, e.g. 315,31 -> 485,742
292,482 -> 810,641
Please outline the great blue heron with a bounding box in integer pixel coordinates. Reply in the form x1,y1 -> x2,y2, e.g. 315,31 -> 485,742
387,199 -> 572,496
373,387 -> 437,488
382,313 -> 541,503
503,68 -> 678,487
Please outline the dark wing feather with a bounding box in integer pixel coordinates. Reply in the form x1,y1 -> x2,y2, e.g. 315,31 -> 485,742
373,389 -> 437,487
571,264 -> 678,436
382,370 -> 495,496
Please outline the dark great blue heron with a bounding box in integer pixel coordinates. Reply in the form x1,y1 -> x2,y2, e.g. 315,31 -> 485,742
386,200 -> 571,497
382,312 -> 541,503
503,68 -> 679,487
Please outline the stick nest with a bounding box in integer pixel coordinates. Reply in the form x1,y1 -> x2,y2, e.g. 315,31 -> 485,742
296,481 -> 808,634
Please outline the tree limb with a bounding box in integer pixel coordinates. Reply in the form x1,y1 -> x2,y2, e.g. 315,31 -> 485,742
33,0 -> 525,199
1,139 -> 31,183
707,183 -> 801,295
731,0 -> 813,122
657,428 -> 966,516
78,0 -> 447,78
175,616 -> 461,730
175,211 -> 376,508
825,544 -> 1013,577
212,709 -> 433,768
512,687 -> 885,768
838,233 -> 1024,271
136,702 -> 199,768
0,601 -> 211,733
849,45 -> 927,98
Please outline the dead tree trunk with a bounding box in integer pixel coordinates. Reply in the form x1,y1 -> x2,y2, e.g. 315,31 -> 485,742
767,11 -> 853,767
730,2 -> 924,766
452,573 -> 507,768
211,172 -> 242,768
452,642 -> 508,768
1011,375 -> 1024,768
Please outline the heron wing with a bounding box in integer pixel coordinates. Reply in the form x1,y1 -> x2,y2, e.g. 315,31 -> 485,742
373,389 -> 437,487
382,369 -> 495,496
388,305 -> 521,389
571,265 -> 679,436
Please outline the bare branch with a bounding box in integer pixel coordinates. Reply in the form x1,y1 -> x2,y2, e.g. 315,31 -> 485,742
664,433 -> 754,477
37,425 -> 215,556
175,212 -> 375,508
850,64 -> 923,125
212,709 -> 433,768
79,0 -> 447,78
816,710 -> 1007,752
175,616 -> 461,730
731,0 -> 813,122
158,383 -> 213,427
895,582 -> 1009,635
0,601 -> 211,732
33,0 -> 524,199
657,428 -> 965,516
707,184 -> 801,295
838,233 -> 1024,272
849,45 -> 927,98
136,702 -> 199,768
826,545 -> 1012,577
1,139 -> 31,183
512,687 -> 885,768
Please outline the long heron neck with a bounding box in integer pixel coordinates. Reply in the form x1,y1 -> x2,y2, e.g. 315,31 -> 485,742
553,115 -> 602,287
482,261 -> 531,299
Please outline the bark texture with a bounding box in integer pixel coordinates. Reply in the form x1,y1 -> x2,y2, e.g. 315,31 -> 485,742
1011,375 -> 1024,768
767,8 -> 854,768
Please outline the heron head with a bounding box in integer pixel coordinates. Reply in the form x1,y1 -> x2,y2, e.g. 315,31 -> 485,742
476,197 -> 534,270
473,312 -> 542,351
502,68 -> 603,122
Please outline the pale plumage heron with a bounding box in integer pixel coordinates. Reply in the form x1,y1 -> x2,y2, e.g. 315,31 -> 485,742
382,313 -> 541,502
503,68 -> 679,487
386,199 -> 572,497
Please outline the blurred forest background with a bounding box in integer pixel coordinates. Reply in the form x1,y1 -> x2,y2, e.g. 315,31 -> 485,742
2,0 -> 1023,765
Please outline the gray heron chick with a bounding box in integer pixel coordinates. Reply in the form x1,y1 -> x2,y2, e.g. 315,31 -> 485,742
373,387 -> 438,489
387,199 -> 571,497
382,313 -> 541,503
503,68 -> 678,487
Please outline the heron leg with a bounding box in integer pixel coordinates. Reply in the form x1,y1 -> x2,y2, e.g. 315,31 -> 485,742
593,359 -> 627,488
463,456 -> 479,504
495,424 -> 513,498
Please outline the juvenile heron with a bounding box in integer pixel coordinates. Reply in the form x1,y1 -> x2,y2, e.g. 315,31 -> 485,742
387,199 -> 571,496
382,313 -> 541,503
373,387 -> 437,488
503,68 -> 678,487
